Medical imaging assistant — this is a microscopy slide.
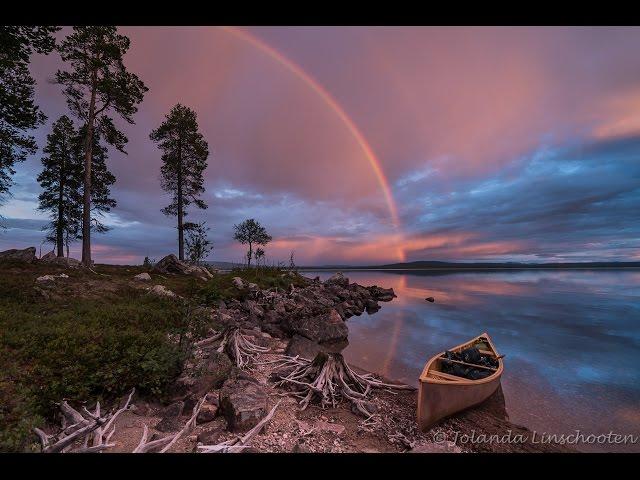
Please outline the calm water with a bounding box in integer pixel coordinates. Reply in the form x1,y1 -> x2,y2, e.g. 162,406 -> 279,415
306,269 -> 640,452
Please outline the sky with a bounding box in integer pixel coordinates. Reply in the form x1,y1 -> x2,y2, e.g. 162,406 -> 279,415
1,26 -> 640,265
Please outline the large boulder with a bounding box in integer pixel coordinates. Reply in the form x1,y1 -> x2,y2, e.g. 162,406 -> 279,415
0,247 -> 36,263
285,334 -> 348,360
134,272 -> 151,281
153,254 -> 213,280
219,377 -> 269,432
40,253 -> 80,268
191,351 -> 233,397
40,250 -> 56,262
286,308 -> 348,343
368,285 -> 396,302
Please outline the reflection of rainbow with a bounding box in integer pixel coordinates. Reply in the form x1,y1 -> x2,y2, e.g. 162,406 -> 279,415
222,27 -> 405,262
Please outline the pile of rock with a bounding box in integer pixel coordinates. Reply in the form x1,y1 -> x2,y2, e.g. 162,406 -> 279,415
214,272 -> 396,358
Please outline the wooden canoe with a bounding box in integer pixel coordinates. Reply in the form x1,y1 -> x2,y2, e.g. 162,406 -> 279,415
417,332 -> 504,430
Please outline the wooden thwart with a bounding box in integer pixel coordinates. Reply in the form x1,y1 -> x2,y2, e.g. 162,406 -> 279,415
438,356 -> 497,372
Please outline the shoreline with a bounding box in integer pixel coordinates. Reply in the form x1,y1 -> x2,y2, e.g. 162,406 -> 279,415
0,253 -> 575,453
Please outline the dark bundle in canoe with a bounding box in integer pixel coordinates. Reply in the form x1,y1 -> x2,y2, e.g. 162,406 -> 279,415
441,347 -> 499,380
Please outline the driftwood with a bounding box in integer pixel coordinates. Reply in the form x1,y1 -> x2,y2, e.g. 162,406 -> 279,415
271,352 -> 415,417
133,395 -> 206,453
198,400 -> 281,453
34,388 -> 135,453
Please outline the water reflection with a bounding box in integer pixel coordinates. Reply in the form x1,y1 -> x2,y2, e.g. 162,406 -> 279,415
307,269 -> 640,452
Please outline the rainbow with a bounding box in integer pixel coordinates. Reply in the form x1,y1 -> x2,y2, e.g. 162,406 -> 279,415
222,27 -> 405,262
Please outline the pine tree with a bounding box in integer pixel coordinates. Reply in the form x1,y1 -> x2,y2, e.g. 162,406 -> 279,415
37,116 -> 82,257
55,26 -> 147,266
0,26 -> 59,212
150,104 -> 209,261
75,125 -> 117,237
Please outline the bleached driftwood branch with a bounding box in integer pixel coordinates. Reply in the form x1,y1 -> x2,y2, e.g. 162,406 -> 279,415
198,400 -> 281,453
133,395 -> 206,453
34,388 -> 134,453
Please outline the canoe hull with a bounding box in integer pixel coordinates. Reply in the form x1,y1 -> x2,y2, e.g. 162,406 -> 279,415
417,332 -> 503,431
417,372 -> 501,430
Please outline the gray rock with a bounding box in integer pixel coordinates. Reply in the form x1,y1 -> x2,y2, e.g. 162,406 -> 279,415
0,247 -> 36,263
286,308 -> 348,343
36,273 -> 68,283
197,418 -> 227,445
164,400 -> 184,417
147,284 -> 177,298
232,277 -> 244,289
134,272 -> 151,281
191,351 -> 233,396
196,404 -> 218,424
285,334 -> 325,360
153,254 -> 212,280
219,378 -> 269,432
40,251 -> 56,262
325,272 -> 349,287
369,285 -> 396,302
155,416 -> 183,433
365,299 -> 381,314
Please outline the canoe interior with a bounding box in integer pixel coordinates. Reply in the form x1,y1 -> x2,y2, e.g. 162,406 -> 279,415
420,333 -> 501,383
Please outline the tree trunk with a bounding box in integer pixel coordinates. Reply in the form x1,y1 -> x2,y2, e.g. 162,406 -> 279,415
81,71 -> 98,267
56,147 -> 65,257
247,242 -> 253,268
177,138 -> 184,261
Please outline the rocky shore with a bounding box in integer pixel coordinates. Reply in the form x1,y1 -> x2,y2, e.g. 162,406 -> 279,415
1,248 -> 574,453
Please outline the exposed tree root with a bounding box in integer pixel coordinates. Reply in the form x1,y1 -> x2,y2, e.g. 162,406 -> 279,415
34,388 -> 134,453
197,400 -> 281,453
271,352 -> 415,417
217,327 -> 270,369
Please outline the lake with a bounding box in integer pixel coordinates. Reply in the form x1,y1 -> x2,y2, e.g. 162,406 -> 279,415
306,269 -> 640,452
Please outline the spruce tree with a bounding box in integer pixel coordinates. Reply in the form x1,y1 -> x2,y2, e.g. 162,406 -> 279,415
55,26 -> 147,265
150,104 -> 209,260
37,116 -> 82,257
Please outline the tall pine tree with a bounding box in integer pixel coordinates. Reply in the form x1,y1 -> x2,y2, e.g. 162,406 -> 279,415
76,124 -> 117,236
37,115 -> 82,257
150,104 -> 209,261
0,26 -> 59,211
55,26 -> 147,266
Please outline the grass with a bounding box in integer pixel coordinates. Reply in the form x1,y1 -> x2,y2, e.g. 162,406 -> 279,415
0,261 -> 211,452
197,266 -> 308,303
0,261 -> 305,452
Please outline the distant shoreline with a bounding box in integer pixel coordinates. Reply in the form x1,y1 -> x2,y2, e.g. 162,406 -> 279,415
298,266 -> 640,272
